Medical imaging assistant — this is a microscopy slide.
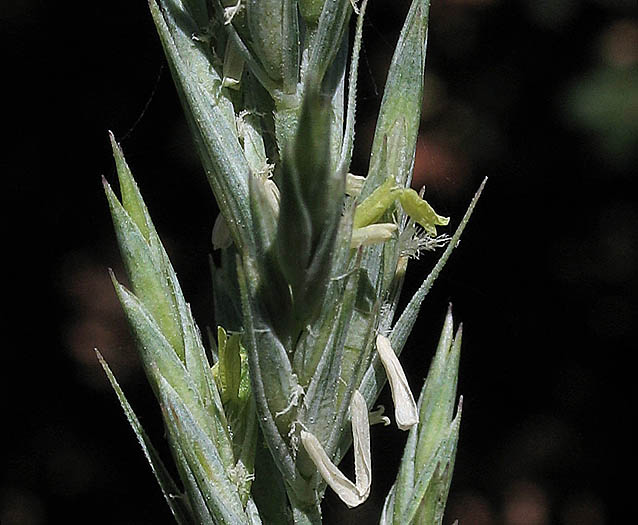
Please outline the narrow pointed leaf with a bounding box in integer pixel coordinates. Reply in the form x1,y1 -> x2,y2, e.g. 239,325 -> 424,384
106,157 -> 231,465
338,0 -> 368,176
159,377 -> 249,525
323,35 -> 348,166
96,351 -> 193,525
308,0 -> 354,86
104,178 -> 185,360
292,209 -> 355,385
172,277 -> 233,466
401,403 -> 462,524
109,132 -> 153,243
380,486 -> 396,525
362,0 -> 431,197
276,87 -> 345,324
236,256 -> 297,483
246,0 -> 299,92
246,0 -> 285,83
388,310 -> 463,525
302,258 -> 360,444
392,414 -> 419,518
169,429 -> 217,525
111,276 -> 227,459
390,178 -> 486,354
150,0 -> 254,252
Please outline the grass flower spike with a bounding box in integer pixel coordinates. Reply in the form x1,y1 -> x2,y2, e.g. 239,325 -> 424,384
100,0 -> 485,523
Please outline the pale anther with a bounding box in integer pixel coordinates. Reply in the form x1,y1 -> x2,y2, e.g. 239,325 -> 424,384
376,334 -> 419,430
351,223 -> 397,249
301,390 -> 371,508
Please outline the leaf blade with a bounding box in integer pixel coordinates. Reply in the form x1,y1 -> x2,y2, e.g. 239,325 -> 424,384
362,0 -> 431,198
96,351 -> 194,525
149,0 -> 254,253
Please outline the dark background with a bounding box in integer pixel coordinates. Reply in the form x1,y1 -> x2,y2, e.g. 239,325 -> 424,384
3,0 -> 636,523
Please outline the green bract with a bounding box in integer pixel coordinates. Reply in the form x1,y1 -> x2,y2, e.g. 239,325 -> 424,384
100,1 -> 485,523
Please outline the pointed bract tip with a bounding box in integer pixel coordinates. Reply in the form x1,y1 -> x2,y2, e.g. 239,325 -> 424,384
107,268 -> 121,290
108,131 -> 121,154
102,176 -> 119,204
476,177 -> 488,197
